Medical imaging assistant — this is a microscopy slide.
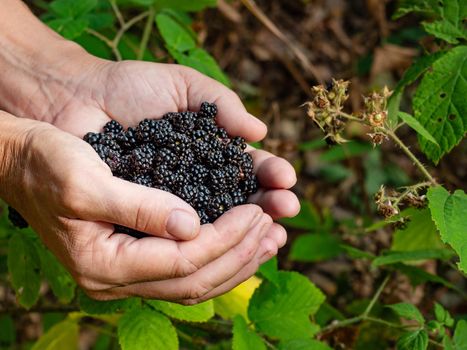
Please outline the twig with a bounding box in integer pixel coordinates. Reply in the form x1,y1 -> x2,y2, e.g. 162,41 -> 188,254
109,0 -> 125,28
137,7 -> 155,60
240,0 -> 324,84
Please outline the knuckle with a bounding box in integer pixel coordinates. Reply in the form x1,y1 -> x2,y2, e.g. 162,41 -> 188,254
236,239 -> 258,265
170,247 -> 198,278
187,281 -> 211,300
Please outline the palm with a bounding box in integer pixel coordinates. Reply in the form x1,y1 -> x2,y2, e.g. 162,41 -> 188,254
55,60 -> 299,220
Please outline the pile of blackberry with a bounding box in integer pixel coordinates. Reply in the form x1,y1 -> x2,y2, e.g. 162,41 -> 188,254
8,102 -> 258,232
84,102 -> 258,231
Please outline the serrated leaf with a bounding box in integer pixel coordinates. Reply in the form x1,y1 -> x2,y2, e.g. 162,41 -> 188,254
32,319 -> 79,350
78,289 -> 140,314
423,0 -> 467,44
118,309 -> 178,350
434,302 -> 454,327
372,249 -> 454,266
146,299 -> 214,322
279,339 -> 332,350
289,233 -> 342,262
170,48 -> 231,86
392,208 -> 445,251
232,315 -> 266,350
248,271 -> 324,340
214,276 -> 261,321
387,303 -> 425,325
397,330 -> 428,350
413,46 -> 467,163
427,186 -> 467,272
393,0 -> 439,19
156,13 -> 196,52
453,320 -> 467,350
154,0 -> 217,11
398,112 -> 439,145
36,245 -> 75,303
7,233 -> 41,309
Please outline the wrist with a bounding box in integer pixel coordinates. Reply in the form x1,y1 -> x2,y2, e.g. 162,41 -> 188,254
0,0 -> 105,123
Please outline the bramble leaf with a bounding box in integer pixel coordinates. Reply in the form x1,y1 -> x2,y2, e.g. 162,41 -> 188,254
258,257 -> 280,286
387,303 -> 425,325
32,319 -> 79,350
423,0 -> 467,44
372,249 -> 454,266
397,330 -> 428,350
146,299 -> 214,322
7,233 -> 41,309
118,308 -> 178,350
232,315 -> 266,350
248,271 -> 324,340
453,320 -> 467,350
427,186 -> 467,273
413,46 -> 467,163
434,302 -> 455,327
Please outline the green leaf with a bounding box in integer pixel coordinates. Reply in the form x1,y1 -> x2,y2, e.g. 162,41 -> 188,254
146,299 -> 214,322
118,308 -> 178,350
289,233 -> 342,262
397,330 -> 428,350
7,232 -> 41,309
398,112 -> 439,145
341,245 -> 376,260
37,245 -> 75,303
423,0 -> 467,44
428,186 -> 467,272
156,13 -> 196,52
413,46 -> 467,163
170,48 -> 231,86
49,0 -> 97,18
319,141 -> 372,162
373,249 -> 454,266
232,315 -> 266,350
47,18 -> 89,39
453,320 -> 467,350
392,208 -> 445,252
388,51 -> 447,128
279,339 -> 332,350
257,256 -> 279,286
387,303 -> 425,325
434,302 -> 454,327
0,315 -> 15,346
248,271 -> 324,340
395,263 -> 459,291
32,319 -> 79,350
78,289 -> 140,314
393,0 -> 439,19
154,0 -> 217,11
280,200 -> 320,230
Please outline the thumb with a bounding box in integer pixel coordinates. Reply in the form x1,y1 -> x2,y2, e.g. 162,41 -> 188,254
92,176 -> 200,240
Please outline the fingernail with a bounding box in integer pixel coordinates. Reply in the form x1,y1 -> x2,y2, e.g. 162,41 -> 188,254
167,209 -> 198,239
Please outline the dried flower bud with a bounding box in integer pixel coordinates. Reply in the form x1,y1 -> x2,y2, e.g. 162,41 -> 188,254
368,132 -> 388,146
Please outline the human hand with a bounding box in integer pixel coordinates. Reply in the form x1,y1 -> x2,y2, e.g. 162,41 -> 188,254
1,115 -> 281,302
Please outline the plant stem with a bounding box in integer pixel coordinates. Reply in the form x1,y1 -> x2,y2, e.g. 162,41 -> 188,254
109,0 -> 125,28
137,7 -> 155,60
385,129 -> 437,185
362,274 -> 390,317
113,11 -> 150,61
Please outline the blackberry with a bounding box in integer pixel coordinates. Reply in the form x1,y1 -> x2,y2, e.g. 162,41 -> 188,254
83,132 -> 102,145
103,120 -> 124,134
8,207 -> 28,229
78,101 -> 259,229
133,173 -> 153,187
199,102 -> 217,119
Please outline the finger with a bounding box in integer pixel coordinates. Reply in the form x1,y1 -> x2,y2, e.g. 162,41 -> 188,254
99,214 -> 273,300
89,176 -> 200,240
178,66 -> 267,142
249,189 -> 300,220
247,148 -> 297,189
265,223 -> 288,249
180,236 -> 279,304
76,206 -> 264,287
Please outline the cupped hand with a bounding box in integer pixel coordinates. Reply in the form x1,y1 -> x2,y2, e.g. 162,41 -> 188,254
4,119 -> 284,302
43,60 -> 300,222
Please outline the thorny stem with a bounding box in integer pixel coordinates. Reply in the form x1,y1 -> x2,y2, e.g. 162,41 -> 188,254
392,181 -> 432,206
334,110 -> 438,185
137,7 -> 155,60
